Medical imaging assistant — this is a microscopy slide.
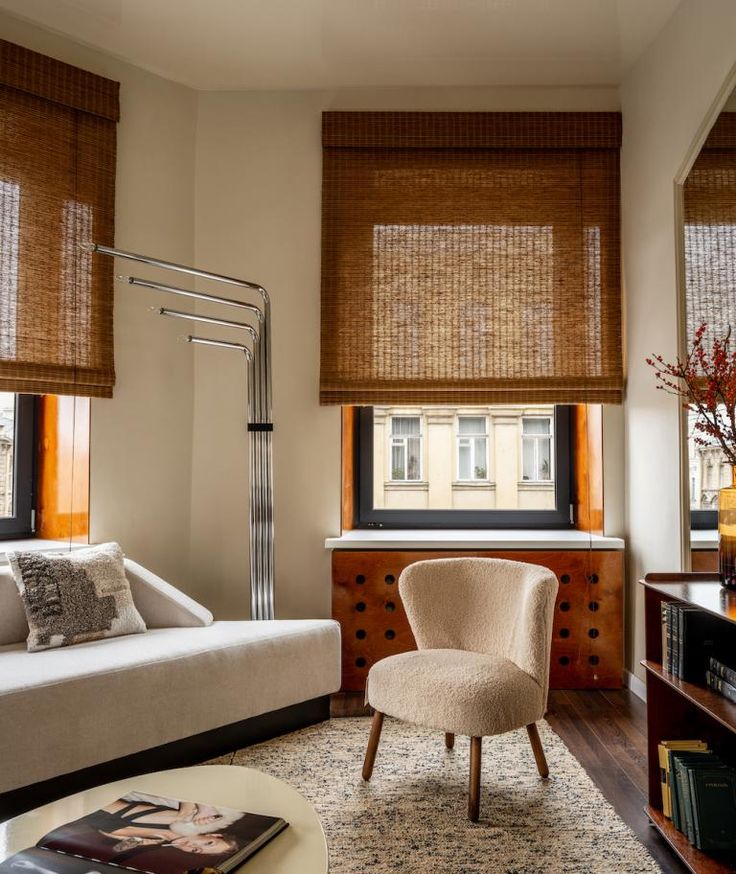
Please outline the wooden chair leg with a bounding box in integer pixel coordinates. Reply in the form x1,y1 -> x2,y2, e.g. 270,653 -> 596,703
468,736 -> 482,822
362,711 -> 384,781
526,722 -> 549,778
445,732 -> 455,750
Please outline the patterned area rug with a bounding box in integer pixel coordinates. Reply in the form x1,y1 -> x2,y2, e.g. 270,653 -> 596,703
208,717 -> 661,873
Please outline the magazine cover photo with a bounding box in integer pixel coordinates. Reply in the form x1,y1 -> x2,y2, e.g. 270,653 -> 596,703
27,791 -> 287,874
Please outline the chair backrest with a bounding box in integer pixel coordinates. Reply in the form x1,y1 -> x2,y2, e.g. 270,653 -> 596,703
399,557 -> 558,691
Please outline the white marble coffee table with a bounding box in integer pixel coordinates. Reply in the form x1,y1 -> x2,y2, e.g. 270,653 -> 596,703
0,766 -> 328,873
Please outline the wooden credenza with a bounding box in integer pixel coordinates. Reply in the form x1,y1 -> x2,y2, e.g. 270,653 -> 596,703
332,549 -> 624,691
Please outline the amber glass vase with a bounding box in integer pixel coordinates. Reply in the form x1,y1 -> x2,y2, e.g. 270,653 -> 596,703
719,469 -> 736,590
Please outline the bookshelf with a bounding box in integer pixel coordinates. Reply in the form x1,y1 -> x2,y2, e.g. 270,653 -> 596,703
641,574 -> 736,874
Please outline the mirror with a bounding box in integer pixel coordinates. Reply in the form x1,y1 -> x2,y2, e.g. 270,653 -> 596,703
681,88 -> 736,571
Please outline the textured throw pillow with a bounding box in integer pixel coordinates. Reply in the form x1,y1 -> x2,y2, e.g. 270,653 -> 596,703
8,542 -> 146,652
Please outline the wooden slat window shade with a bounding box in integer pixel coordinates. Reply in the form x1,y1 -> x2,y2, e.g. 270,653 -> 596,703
0,40 -> 118,398
684,112 -> 736,342
321,111 -> 623,406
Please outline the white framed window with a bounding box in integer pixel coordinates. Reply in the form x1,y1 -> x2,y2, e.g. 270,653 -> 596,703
522,416 -> 553,481
457,415 -> 488,481
390,415 -> 422,481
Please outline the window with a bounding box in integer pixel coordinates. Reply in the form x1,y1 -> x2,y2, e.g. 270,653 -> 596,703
356,405 -> 572,529
688,407 -> 731,529
522,417 -> 553,482
390,416 -> 422,481
0,392 -> 35,538
457,416 -> 488,481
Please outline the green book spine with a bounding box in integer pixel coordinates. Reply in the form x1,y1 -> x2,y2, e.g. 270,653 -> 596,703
669,750 -> 682,831
687,768 -> 702,849
674,758 -> 695,842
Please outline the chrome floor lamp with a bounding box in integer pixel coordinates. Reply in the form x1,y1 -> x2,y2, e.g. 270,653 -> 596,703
87,244 -> 275,620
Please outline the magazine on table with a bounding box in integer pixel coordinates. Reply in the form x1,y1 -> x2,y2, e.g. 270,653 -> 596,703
0,791 -> 288,874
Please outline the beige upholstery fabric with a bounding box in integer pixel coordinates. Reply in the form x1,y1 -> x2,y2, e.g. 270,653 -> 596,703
366,558 -> 558,737
368,649 -> 544,737
0,556 -> 213,644
124,560 -> 213,628
0,619 -> 341,793
0,566 -> 28,646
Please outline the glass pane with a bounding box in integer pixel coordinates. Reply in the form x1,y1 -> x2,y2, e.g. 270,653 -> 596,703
688,407 -> 732,512
0,392 -> 15,518
473,437 -> 487,479
522,437 -> 535,480
538,437 -> 551,481
458,441 -> 471,479
523,418 -> 550,435
406,436 -> 421,480
373,404 -> 555,510
391,416 -> 420,436
458,416 -> 485,435
391,442 -> 405,480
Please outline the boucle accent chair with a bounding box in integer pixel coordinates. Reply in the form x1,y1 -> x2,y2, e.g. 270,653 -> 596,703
361,557 -> 559,821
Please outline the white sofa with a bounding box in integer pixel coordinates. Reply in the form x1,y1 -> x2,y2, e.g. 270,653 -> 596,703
0,558 -> 341,799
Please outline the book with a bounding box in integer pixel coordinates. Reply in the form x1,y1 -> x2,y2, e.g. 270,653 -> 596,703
662,602 -> 670,672
668,751 -> 716,833
657,740 -> 709,818
690,768 -> 736,853
709,656 -> 736,689
706,670 -> 736,705
679,610 -> 732,684
666,602 -> 676,674
0,791 -> 288,874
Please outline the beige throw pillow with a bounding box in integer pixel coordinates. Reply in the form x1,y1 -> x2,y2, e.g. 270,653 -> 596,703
8,542 -> 146,652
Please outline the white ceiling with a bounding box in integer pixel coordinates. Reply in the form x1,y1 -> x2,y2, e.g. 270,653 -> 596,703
0,0 -> 682,91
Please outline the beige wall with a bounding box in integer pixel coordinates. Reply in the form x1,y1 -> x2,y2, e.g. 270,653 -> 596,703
14,9 -> 727,677
191,86 -> 620,619
0,14 -> 199,593
621,0 -> 736,682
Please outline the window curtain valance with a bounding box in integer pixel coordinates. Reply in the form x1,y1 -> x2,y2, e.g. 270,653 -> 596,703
320,111 -> 623,406
684,112 -> 736,342
0,39 -> 118,398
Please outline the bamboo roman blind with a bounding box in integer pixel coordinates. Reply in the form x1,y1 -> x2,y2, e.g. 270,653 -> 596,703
684,112 -> 736,342
0,40 -> 118,398
320,111 -> 623,405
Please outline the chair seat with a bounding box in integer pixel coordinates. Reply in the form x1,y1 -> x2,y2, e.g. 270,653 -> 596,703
367,648 -> 545,738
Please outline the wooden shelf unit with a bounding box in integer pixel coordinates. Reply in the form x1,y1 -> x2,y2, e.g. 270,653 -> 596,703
641,573 -> 736,874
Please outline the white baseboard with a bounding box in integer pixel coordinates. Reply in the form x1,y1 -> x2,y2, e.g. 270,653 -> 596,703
624,670 -> 647,702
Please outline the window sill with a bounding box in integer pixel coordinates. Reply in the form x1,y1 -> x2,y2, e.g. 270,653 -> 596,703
0,538 -> 88,564
325,529 -> 624,551
690,530 -> 718,550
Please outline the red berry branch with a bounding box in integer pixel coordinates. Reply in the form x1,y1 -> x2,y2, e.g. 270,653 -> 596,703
647,323 -> 736,468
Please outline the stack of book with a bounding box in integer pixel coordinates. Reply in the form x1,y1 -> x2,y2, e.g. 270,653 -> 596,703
706,656 -> 736,704
661,602 -> 732,682
658,740 -> 736,856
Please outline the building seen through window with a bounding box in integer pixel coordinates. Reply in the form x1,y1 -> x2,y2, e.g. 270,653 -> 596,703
374,405 -> 555,511
0,392 -> 15,518
688,408 -> 733,516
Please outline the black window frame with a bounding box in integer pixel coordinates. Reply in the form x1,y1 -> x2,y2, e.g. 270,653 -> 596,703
354,405 -> 574,529
0,394 -> 36,539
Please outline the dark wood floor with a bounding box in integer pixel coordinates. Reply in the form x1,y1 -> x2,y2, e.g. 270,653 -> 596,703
333,688 -> 688,873
546,689 -> 687,874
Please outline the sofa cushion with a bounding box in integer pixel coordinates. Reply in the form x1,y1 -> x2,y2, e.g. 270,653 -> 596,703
8,543 -> 146,652
0,619 -> 341,793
